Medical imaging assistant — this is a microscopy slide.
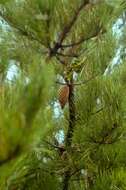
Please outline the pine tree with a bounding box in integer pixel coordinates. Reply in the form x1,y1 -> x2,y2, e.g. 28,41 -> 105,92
0,0 -> 126,189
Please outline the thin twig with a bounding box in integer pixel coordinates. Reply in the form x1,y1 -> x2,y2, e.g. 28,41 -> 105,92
70,167 -> 84,177
56,75 -> 98,86
56,55 -> 66,64
43,140 -> 65,151
91,107 -> 104,115
56,52 -> 78,58
61,28 -> 106,48
43,140 -> 60,149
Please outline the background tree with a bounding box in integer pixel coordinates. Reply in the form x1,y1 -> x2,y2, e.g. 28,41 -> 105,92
0,0 -> 126,190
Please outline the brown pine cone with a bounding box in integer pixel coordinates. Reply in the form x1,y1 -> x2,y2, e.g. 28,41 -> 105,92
58,85 -> 69,109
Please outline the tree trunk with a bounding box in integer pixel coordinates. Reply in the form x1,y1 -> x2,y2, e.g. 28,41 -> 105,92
62,76 -> 76,190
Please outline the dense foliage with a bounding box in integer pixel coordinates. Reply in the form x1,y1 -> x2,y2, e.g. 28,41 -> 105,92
0,0 -> 126,189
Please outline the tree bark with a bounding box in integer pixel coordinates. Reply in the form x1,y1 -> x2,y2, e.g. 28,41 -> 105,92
62,76 -> 76,190
66,80 -> 76,147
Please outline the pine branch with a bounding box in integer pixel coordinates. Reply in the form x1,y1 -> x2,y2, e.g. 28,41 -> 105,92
49,0 -> 90,56
57,0 -> 90,44
0,11 -> 45,46
89,123 -> 119,145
